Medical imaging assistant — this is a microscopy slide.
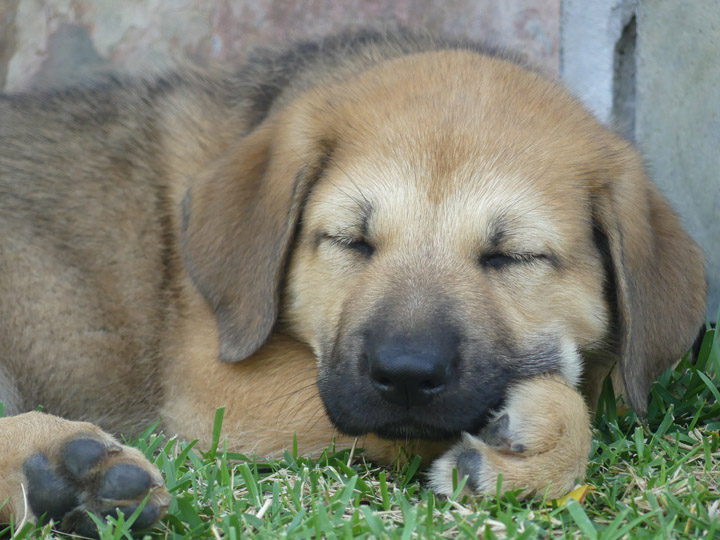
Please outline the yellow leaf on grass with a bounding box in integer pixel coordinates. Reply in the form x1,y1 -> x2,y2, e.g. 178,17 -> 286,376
554,484 -> 595,506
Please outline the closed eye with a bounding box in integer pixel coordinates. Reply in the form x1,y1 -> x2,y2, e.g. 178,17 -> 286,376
344,237 -> 375,257
323,233 -> 375,258
480,253 -> 549,270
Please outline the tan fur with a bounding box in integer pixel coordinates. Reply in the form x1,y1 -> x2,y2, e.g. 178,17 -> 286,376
428,376 -> 591,498
0,30 -> 705,531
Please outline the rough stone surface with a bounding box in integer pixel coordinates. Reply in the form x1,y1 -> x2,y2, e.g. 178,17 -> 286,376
562,0 -> 719,318
635,0 -> 720,317
0,0 -> 20,88
1,0 -> 560,92
560,0 -> 637,124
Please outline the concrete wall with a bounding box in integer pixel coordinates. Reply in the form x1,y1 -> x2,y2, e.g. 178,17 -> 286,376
562,0 -> 720,318
0,0 -> 560,92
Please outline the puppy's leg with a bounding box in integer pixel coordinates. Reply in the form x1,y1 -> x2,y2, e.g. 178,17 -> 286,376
0,412 -> 170,535
428,376 -> 591,499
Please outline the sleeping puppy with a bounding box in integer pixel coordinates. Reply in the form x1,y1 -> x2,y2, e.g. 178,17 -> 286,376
0,29 -> 706,534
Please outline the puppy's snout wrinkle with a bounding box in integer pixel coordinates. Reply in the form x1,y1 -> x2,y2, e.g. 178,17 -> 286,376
365,330 -> 458,407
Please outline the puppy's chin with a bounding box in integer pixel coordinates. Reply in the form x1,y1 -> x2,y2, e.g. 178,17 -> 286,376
318,380 -> 504,441
334,418 -> 474,441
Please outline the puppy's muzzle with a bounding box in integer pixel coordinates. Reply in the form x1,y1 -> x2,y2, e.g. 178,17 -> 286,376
365,329 -> 458,408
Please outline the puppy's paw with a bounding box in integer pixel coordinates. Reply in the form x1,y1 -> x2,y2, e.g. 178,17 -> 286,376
22,434 -> 170,537
428,376 -> 591,499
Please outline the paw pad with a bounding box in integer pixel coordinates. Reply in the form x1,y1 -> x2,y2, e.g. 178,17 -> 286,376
456,450 -> 482,492
98,464 -> 152,500
63,438 -> 114,477
23,436 -> 169,537
23,453 -> 78,522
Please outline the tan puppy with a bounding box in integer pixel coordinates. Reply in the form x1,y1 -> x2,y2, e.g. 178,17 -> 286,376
0,30 -> 706,534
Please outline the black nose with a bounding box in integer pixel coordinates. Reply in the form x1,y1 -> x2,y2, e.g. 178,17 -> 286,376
365,330 -> 458,407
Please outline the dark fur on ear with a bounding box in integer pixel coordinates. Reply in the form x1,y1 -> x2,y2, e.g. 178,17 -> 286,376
181,119 -> 332,362
593,145 -> 706,416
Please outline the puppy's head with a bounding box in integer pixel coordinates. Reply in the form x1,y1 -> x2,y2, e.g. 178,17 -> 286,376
182,50 -> 706,438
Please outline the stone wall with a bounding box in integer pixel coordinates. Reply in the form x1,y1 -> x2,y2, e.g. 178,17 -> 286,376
0,0 -> 560,92
562,0 -> 720,318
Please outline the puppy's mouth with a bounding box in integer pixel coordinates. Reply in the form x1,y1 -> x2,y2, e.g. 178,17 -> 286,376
317,369 -> 509,441
352,413 -> 497,441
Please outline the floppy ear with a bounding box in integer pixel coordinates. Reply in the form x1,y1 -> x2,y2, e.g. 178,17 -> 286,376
593,147 -> 706,415
181,115 -> 333,362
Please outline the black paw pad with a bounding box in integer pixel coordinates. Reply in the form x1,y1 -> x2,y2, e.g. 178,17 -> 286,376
480,414 -> 512,448
68,500 -> 164,538
109,503 -> 164,529
456,450 -> 482,492
23,453 -> 79,522
509,442 -> 526,453
98,464 -> 152,500
62,438 -> 108,478
71,514 -> 103,539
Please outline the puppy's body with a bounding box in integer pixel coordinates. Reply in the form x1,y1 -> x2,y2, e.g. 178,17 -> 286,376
0,30 -> 705,533
0,31 -> 488,428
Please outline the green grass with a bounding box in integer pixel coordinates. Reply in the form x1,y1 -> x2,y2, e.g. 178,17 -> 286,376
3,311 -> 719,539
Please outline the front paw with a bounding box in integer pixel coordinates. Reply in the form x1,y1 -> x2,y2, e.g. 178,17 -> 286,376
23,435 -> 170,537
428,375 -> 591,499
